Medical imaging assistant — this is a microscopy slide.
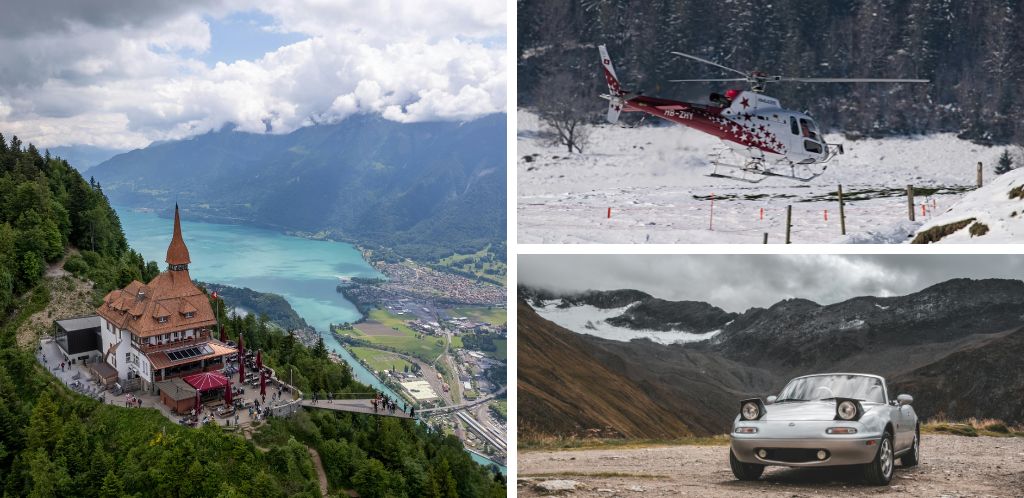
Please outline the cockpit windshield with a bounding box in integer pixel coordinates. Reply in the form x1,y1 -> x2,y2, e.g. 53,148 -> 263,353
799,118 -> 820,141
774,374 -> 885,404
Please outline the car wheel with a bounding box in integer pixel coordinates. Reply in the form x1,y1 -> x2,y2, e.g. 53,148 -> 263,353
863,431 -> 894,485
901,425 -> 921,467
729,449 -> 764,481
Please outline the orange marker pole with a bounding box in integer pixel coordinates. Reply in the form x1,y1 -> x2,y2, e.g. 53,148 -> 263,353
921,204 -> 926,217
607,207 -> 611,219
759,207 -> 764,221
824,209 -> 828,221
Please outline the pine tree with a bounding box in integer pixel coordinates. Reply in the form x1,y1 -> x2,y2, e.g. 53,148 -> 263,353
313,336 -> 328,359
99,470 -> 124,498
995,149 -> 1014,174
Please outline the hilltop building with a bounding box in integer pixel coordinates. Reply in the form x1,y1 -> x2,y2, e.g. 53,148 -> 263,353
91,205 -> 235,393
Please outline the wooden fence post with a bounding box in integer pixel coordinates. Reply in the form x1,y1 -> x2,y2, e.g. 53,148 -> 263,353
977,162 -> 983,188
763,232 -> 768,244
906,185 -> 915,222
785,205 -> 792,244
838,184 -> 846,235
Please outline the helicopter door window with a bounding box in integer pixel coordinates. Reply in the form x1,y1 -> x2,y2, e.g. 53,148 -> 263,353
789,117 -> 799,135
804,139 -> 822,154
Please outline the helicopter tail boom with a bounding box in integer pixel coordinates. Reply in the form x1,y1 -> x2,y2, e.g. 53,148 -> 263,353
598,44 -> 627,123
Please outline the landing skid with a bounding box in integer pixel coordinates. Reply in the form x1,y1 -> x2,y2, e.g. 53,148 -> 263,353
707,155 -> 826,183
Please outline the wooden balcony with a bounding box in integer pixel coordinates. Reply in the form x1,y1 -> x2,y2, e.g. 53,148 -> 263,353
136,329 -> 212,354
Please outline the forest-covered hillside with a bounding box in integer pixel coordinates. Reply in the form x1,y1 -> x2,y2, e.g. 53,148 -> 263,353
0,133 -> 505,497
518,0 -> 1023,144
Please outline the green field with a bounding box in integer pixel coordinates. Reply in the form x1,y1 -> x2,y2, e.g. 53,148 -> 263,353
350,346 -> 414,373
438,246 -> 507,286
450,306 -> 507,326
366,309 -> 417,333
353,309 -> 447,361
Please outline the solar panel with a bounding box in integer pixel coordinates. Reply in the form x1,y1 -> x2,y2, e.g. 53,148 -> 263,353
166,345 -> 213,362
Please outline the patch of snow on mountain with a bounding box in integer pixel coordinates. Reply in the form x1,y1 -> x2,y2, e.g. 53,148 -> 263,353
533,301 -> 721,344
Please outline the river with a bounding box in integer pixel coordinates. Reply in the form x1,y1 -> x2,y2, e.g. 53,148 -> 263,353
115,206 -> 506,474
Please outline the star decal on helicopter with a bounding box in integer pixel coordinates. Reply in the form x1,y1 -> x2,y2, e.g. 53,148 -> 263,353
740,97 -> 750,109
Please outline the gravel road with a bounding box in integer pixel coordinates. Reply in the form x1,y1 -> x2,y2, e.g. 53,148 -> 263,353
518,434 -> 1024,497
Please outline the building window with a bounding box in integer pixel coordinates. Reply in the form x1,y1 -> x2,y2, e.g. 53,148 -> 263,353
158,316 -> 168,323
184,312 -> 195,319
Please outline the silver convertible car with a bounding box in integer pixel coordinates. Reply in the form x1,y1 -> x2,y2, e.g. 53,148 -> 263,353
730,373 -> 919,485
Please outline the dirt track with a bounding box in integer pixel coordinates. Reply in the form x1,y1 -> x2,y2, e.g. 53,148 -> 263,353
518,434 -> 1024,497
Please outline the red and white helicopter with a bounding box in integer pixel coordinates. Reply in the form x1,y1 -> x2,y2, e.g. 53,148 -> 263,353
598,45 -> 929,182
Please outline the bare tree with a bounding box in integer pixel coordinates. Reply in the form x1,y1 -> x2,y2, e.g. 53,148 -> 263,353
535,71 -> 592,154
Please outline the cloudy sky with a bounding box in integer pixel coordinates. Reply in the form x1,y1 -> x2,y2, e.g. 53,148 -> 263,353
519,254 -> 1024,312
0,0 -> 505,150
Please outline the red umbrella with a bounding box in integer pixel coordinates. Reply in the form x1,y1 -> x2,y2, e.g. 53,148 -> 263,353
183,371 -> 229,392
219,324 -> 227,343
255,350 -> 262,371
224,380 -> 233,405
259,369 -> 266,398
237,332 -> 246,383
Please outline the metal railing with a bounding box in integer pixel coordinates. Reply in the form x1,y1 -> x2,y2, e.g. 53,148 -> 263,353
137,329 -> 212,353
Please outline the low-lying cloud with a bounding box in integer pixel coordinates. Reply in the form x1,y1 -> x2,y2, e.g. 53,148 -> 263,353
0,0 -> 506,149
518,254 -> 1024,312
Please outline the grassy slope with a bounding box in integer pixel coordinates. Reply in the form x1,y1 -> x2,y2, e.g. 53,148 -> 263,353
437,246 -> 507,286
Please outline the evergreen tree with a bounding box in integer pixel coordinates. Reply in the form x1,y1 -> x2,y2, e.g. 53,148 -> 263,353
312,336 -> 329,359
99,470 -> 124,498
996,149 -> 1014,174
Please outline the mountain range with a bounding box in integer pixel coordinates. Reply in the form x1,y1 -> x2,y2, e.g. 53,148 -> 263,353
89,113 -> 506,262
518,279 -> 1024,439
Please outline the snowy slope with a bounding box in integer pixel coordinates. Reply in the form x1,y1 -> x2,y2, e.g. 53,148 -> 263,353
518,110 -> 1007,244
911,167 -> 1024,243
533,301 -> 721,345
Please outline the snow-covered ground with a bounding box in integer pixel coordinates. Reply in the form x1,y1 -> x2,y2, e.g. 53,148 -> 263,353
533,301 -> 721,345
911,167 -> 1024,243
518,110 -> 1008,244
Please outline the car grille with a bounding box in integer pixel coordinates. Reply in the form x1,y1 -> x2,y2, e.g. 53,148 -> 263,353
761,448 -> 827,463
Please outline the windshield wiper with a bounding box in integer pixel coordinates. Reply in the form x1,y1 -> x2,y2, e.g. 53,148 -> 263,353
773,398 -> 807,403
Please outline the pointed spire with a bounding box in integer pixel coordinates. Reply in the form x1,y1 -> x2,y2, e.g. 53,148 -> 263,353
165,203 -> 191,267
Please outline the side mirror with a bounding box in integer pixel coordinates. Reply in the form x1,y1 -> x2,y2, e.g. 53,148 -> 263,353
896,394 -> 913,406
766,395 -> 777,404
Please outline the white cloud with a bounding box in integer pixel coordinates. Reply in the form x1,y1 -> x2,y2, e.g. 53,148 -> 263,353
0,0 -> 506,149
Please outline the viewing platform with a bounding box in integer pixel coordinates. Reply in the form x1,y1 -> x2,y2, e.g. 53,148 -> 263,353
298,398 -> 413,419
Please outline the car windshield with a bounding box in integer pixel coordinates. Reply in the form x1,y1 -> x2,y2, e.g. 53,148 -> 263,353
775,375 -> 885,404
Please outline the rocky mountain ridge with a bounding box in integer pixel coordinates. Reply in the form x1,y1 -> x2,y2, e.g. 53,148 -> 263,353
518,278 -> 1024,438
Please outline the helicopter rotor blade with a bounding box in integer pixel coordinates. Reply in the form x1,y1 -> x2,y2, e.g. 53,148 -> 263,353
670,51 -> 749,78
668,78 -> 748,82
778,77 -> 930,83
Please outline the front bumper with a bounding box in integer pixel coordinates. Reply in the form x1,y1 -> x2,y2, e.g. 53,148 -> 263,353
731,434 -> 881,467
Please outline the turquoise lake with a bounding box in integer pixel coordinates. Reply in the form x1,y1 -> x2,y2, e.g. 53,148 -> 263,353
115,206 -> 506,474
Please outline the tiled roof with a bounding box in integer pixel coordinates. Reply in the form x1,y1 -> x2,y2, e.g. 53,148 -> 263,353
97,270 -> 217,337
